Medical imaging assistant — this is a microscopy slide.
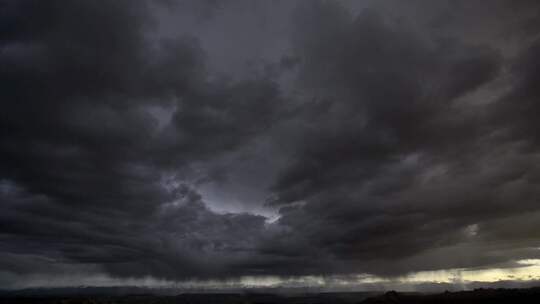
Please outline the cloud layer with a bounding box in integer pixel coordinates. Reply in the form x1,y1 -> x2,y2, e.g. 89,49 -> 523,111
2,0 -> 540,287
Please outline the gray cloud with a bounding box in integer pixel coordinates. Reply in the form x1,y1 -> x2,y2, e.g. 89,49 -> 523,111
268,0 -> 540,276
2,0 -> 540,287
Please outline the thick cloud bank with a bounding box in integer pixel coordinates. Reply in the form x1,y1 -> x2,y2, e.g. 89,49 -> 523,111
2,0 -> 540,287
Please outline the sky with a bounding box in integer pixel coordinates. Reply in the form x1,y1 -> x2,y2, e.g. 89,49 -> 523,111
2,0 -> 540,291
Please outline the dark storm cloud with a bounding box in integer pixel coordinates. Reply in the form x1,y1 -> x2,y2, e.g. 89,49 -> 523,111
0,0 -> 282,281
2,0 -> 540,286
264,0 -> 540,276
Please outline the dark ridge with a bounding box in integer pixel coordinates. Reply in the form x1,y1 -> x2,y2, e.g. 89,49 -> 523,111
0,290 -> 375,304
362,287 -> 540,304
2,287 -> 540,304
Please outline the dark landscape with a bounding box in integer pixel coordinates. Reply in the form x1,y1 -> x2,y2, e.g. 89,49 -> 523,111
2,287 -> 540,304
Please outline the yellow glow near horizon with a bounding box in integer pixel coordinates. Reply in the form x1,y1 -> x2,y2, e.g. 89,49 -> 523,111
396,259 -> 540,283
234,260 -> 540,288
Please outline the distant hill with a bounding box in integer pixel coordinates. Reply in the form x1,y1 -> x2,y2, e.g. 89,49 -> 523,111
0,289 -> 375,304
1,286 -> 540,304
362,287 -> 540,304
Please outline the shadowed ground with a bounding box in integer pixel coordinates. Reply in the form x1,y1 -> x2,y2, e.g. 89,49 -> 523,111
2,287 -> 540,304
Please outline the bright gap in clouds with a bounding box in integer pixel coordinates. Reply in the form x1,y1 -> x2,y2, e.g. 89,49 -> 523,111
398,259 -> 540,284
